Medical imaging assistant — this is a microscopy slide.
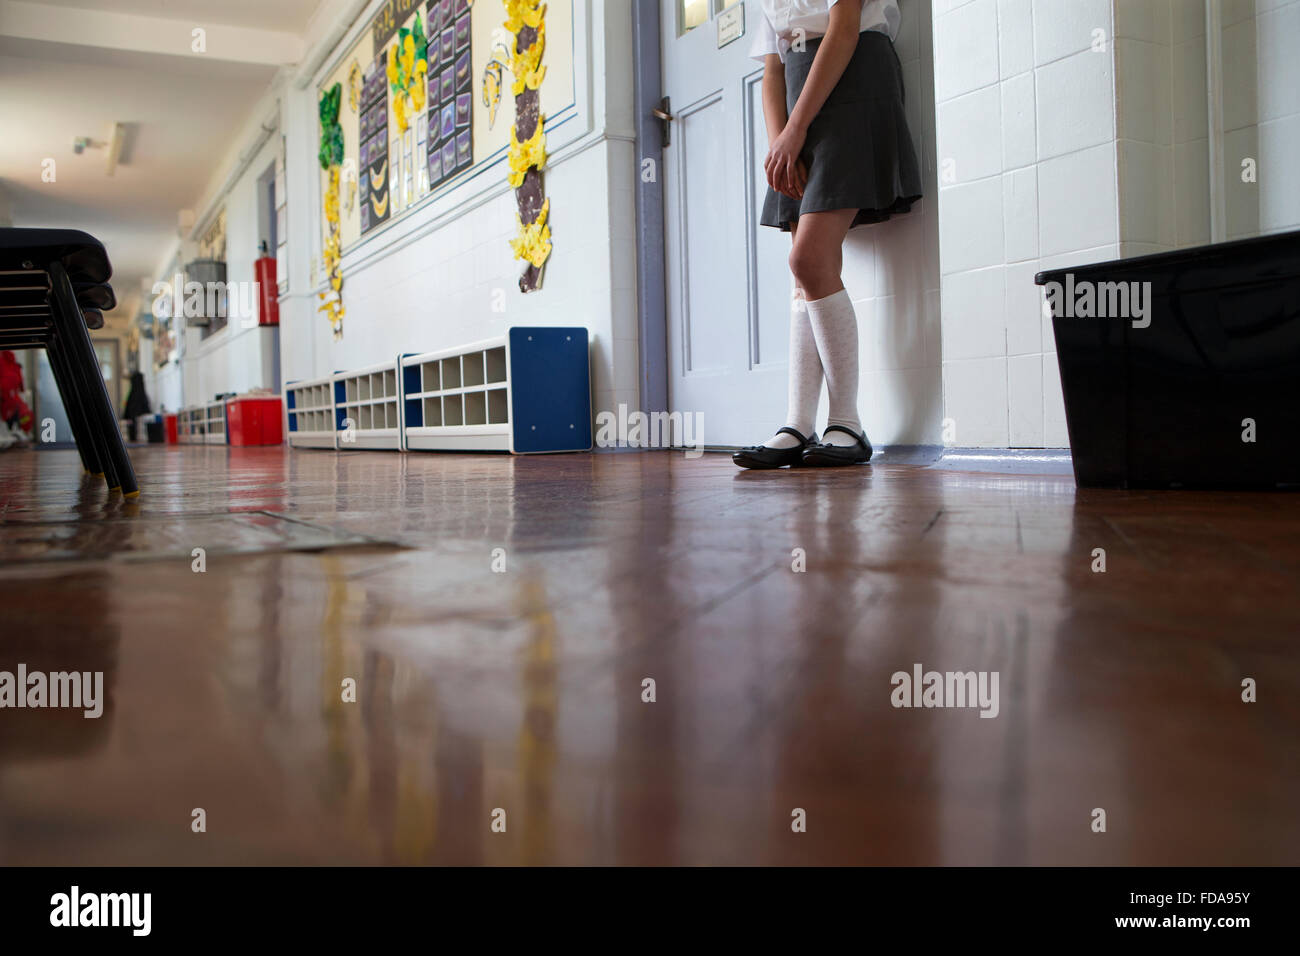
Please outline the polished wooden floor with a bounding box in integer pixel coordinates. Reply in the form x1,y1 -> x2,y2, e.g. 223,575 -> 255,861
0,444 -> 1296,865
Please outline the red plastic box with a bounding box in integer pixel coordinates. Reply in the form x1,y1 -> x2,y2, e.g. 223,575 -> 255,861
226,397 -> 284,446
164,413 -> 178,444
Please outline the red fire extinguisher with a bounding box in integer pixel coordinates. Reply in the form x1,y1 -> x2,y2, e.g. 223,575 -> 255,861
254,241 -> 279,326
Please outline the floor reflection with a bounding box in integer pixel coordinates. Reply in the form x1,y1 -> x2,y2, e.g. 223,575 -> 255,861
0,446 -> 1296,864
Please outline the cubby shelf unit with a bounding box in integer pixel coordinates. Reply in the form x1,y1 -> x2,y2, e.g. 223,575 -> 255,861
401,327 -> 591,454
333,360 -> 404,450
401,339 -> 511,451
176,401 -> 227,445
284,377 -> 337,449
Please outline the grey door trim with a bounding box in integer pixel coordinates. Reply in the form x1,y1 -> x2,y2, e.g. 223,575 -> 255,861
632,0 -> 668,417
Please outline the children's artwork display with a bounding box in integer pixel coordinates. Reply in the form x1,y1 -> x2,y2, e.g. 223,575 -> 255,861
317,0 -> 573,329
358,54 -> 390,235
426,0 -> 476,189
319,83 -> 346,338
501,0 -> 551,291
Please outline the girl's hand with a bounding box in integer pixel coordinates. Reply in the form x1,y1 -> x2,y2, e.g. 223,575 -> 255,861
791,159 -> 808,199
765,123 -> 807,199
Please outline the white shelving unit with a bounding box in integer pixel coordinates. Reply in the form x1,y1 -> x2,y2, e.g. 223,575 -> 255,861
401,338 -> 511,451
283,328 -> 589,455
284,377 -> 337,449
176,401 -> 227,445
333,360 -> 403,450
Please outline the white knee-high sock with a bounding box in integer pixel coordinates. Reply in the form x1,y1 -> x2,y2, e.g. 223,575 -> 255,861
805,289 -> 862,447
763,293 -> 823,449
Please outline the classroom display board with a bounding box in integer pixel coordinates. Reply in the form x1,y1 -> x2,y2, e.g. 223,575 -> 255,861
318,0 -> 574,254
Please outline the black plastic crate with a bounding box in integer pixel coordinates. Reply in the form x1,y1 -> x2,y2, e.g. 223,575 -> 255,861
1036,229 -> 1300,488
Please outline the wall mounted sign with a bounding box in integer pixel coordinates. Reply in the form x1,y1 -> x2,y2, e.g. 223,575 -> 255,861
718,4 -> 745,48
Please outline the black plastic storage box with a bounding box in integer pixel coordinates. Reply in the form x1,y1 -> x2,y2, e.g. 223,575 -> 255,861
1036,229 -> 1300,489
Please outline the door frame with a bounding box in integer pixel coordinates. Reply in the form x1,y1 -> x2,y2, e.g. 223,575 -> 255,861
92,337 -> 121,417
641,0 -> 790,448
632,0 -> 668,419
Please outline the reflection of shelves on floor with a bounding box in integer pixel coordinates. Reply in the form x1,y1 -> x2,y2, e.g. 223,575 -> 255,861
402,341 -> 511,451
333,361 -> 403,450
176,401 -> 227,445
284,377 -> 337,449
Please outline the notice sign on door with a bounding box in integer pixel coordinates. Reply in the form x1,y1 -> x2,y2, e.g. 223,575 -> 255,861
717,4 -> 744,48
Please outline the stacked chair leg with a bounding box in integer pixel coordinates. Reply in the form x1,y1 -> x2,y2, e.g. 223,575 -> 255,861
0,227 -> 138,496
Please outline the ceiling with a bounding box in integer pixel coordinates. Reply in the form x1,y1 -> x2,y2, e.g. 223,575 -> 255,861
35,0 -> 325,37
0,0 -> 323,327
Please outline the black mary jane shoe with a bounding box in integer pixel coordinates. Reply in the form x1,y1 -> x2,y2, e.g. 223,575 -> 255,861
801,424 -> 873,467
732,426 -> 819,470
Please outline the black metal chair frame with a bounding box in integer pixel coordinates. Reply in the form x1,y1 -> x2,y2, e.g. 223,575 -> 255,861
0,232 -> 138,497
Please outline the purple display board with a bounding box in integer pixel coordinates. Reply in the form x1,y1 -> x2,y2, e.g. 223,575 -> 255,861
427,0 -> 473,189
359,52 -> 391,235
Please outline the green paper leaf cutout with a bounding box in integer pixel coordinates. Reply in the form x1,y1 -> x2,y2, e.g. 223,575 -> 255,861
414,13 -> 427,63
318,82 -> 344,170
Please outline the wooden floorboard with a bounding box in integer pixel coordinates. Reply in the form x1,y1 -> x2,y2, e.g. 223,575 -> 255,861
0,445 -> 1296,864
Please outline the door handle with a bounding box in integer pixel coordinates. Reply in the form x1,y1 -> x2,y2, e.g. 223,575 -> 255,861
653,96 -> 672,148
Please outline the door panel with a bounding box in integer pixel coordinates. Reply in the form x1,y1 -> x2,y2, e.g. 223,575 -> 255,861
746,72 -> 790,369
662,0 -> 791,447
677,92 -> 731,373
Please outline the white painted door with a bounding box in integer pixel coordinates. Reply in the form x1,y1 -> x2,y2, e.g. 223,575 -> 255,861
661,0 -> 793,447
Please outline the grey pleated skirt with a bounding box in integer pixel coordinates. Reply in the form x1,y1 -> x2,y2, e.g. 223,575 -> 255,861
761,30 -> 923,232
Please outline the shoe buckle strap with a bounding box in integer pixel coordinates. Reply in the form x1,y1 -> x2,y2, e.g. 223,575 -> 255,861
822,424 -> 866,447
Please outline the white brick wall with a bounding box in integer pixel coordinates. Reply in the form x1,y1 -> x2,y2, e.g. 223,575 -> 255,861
1221,0 -> 1300,237
931,0 -> 1119,446
834,0 -> 945,446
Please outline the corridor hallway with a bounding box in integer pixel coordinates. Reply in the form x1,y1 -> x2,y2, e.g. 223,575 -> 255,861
1,445 -> 1296,865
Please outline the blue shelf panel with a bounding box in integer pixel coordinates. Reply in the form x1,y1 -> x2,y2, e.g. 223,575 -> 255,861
508,327 -> 591,454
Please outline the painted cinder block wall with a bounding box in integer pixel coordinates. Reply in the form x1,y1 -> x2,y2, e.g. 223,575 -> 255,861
180,136 -> 282,409
931,0 -> 1124,449
837,0 -> 945,447
930,0 -> 1299,449
1114,0 -> 1211,258
1216,0 -> 1300,239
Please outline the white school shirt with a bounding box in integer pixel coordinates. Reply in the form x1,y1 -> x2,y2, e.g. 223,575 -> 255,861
749,0 -> 901,62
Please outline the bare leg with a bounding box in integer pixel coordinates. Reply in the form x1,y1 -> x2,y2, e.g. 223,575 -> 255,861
787,208 -> 856,300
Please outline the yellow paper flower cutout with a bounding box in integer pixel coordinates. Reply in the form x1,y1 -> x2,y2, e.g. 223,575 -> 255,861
504,0 -> 545,33
511,20 -> 547,95
509,198 -> 552,269
319,164 -> 345,337
507,118 -> 547,188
